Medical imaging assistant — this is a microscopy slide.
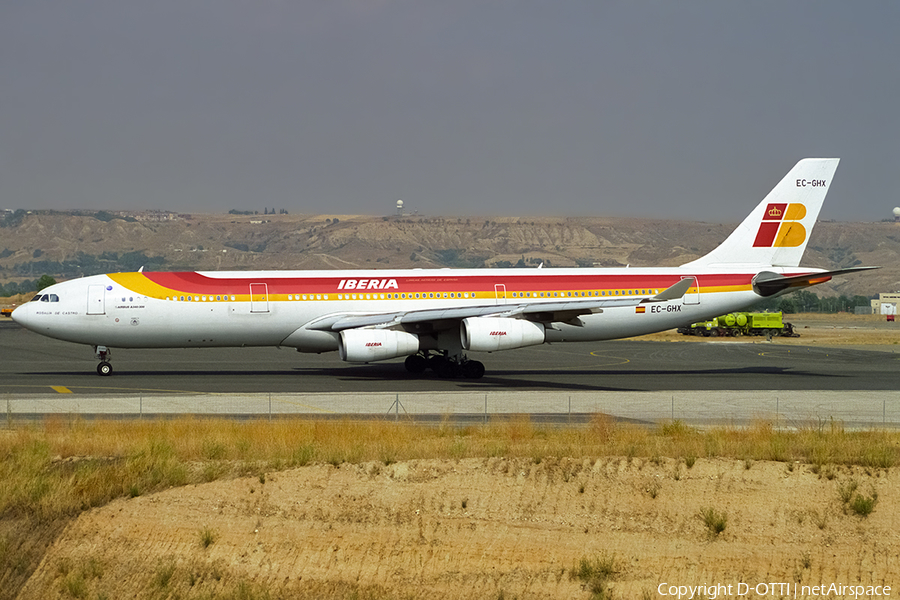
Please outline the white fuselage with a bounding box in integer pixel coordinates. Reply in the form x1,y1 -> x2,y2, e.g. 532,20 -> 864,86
12,265 -> 800,352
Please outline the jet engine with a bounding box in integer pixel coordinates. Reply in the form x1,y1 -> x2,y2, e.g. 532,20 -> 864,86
339,329 -> 421,363
460,317 -> 545,352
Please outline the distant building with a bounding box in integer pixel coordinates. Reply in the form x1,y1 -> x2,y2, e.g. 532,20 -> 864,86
870,293 -> 900,315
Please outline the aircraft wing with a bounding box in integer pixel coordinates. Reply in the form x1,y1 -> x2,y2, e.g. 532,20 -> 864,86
306,278 -> 694,332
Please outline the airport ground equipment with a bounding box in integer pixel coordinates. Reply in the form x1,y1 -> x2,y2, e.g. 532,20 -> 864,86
677,312 -> 798,338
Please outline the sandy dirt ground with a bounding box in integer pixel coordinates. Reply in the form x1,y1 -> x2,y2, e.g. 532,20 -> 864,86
18,457 -> 900,599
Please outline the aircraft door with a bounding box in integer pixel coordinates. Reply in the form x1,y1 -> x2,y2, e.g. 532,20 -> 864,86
87,285 -> 106,315
494,284 -> 507,305
250,283 -> 269,313
681,276 -> 700,305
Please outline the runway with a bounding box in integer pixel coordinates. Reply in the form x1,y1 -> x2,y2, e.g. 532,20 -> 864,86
2,321 -> 899,427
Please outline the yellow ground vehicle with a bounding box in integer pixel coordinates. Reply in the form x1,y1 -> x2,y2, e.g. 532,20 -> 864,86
677,312 -> 798,337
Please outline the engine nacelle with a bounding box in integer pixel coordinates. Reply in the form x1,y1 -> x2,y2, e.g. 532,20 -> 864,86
281,327 -> 340,353
460,317 -> 545,352
339,329 -> 421,363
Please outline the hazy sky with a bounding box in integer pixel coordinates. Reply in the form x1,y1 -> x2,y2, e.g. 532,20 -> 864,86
2,2 -> 898,222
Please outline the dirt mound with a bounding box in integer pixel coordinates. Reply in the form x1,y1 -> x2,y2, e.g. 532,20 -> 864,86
19,457 -> 897,599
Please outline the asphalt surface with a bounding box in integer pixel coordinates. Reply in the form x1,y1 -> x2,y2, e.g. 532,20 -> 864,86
2,320 -> 898,395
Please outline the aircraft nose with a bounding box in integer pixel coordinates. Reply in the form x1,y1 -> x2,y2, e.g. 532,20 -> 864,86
11,304 -> 32,328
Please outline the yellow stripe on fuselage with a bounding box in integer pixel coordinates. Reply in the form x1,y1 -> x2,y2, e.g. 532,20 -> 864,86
108,272 -> 179,299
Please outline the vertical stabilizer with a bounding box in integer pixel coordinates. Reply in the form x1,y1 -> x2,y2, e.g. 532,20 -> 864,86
682,158 -> 839,268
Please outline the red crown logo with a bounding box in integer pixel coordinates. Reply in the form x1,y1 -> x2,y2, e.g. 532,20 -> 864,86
767,207 -> 782,218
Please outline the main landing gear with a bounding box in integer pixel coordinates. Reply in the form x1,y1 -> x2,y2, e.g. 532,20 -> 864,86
94,345 -> 113,376
404,352 -> 485,379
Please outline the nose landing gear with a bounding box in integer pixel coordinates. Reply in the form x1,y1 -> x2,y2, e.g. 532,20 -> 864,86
94,346 -> 113,376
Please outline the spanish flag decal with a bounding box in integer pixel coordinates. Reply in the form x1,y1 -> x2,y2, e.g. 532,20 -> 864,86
635,306 -> 646,314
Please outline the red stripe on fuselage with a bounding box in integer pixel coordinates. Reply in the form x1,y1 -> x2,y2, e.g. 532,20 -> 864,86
141,271 -> 756,295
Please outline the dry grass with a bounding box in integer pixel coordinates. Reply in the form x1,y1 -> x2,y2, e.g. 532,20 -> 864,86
2,415 -> 899,525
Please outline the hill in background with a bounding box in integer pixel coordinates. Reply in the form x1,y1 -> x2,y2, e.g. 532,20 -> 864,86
1,210 -> 897,297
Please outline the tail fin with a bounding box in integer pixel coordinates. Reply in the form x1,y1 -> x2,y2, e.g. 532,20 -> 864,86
682,158 -> 840,268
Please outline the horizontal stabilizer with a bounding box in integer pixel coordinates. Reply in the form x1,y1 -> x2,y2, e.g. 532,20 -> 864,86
752,266 -> 880,297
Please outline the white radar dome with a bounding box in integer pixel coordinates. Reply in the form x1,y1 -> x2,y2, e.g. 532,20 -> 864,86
893,207 -> 900,217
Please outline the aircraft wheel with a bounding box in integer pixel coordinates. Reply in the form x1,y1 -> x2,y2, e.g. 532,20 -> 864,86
405,354 -> 427,373
462,360 -> 485,379
435,360 -> 459,379
97,361 -> 113,376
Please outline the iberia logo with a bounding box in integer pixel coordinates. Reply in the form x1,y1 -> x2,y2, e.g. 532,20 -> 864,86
753,203 -> 807,247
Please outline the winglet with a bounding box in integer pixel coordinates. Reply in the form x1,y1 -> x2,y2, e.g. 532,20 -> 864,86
645,278 -> 694,302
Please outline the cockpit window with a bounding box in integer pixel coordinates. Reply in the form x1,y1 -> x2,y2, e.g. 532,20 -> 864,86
31,295 -> 42,302
32,294 -> 60,303
49,294 -> 59,302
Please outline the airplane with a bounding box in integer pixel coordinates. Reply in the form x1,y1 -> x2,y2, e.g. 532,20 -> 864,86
12,158 -> 876,378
